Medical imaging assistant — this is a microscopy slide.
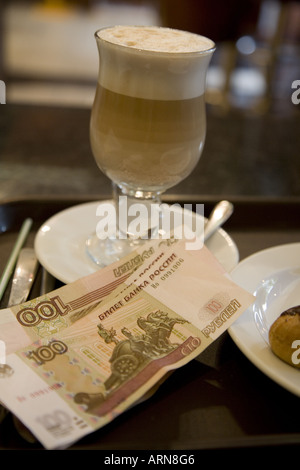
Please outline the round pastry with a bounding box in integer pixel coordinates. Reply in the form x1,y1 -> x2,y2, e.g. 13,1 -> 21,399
269,305 -> 300,368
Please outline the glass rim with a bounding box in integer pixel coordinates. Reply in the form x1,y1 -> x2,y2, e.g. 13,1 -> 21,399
94,25 -> 216,57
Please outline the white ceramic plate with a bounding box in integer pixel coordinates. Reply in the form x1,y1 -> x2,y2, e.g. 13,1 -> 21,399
229,243 -> 300,396
34,200 -> 239,284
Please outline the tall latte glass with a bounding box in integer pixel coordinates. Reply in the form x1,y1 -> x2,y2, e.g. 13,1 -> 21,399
87,26 -> 215,266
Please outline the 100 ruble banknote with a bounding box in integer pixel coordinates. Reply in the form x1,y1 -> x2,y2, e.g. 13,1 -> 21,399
0,240 -> 254,449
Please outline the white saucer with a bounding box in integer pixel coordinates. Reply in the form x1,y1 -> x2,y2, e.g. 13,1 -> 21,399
229,243 -> 300,396
34,200 -> 239,284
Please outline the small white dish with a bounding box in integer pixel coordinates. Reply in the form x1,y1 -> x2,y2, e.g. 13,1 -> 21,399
229,243 -> 300,396
34,200 -> 239,284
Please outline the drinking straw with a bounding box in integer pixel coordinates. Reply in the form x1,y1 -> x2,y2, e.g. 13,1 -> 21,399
0,218 -> 33,302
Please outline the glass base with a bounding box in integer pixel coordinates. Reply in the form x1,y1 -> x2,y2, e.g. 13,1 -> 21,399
86,184 -> 163,267
85,196 -> 204,268
86,233 -> 148,267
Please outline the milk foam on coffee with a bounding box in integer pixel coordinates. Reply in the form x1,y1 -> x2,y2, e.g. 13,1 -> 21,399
96,26 -> 215,100
98,26 -> 214,53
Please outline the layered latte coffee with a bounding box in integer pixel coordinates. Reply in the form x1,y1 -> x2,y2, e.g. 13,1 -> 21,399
90,26 -> 215,193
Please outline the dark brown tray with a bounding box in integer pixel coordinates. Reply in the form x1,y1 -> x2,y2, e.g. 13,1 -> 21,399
0,196 -> 299,452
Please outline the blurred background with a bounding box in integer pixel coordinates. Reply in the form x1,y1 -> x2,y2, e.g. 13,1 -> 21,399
1,0 -> 299,115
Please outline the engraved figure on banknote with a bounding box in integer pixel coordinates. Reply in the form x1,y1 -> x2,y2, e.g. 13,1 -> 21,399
74,310 -> 187,413
0,364 -> 14,378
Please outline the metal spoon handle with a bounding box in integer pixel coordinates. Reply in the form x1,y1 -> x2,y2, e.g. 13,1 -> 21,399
204,200 -> 234,242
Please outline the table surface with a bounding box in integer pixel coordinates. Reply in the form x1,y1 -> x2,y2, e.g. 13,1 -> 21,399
0,104 -> 299,453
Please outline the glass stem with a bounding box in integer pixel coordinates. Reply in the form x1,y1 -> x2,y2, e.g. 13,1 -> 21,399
112,183 -> 162,241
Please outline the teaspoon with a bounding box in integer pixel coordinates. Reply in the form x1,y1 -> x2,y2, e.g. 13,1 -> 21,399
204,200 -> 234,242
